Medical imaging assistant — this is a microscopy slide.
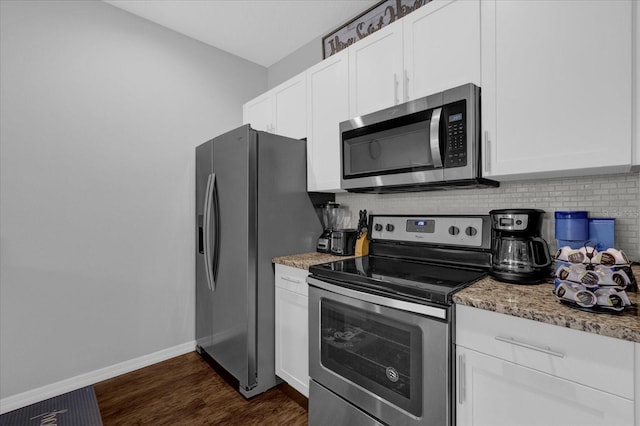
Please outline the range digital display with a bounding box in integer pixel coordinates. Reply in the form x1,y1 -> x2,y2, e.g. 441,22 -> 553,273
406,219 -> 435,233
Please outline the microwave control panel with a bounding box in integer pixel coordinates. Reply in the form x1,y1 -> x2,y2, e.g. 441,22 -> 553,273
444,100 -> 467,168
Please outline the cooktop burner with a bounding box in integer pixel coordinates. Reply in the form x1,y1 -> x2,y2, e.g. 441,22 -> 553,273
309,214 -> 493,305
310,256 -> 487,305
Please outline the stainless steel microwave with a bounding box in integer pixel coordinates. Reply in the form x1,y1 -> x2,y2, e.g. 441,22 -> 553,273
339,83 -> 498,193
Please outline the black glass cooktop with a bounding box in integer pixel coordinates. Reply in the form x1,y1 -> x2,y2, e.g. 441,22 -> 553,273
309,255 -> 487,305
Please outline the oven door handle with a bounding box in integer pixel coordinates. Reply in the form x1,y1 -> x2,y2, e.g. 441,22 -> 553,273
307,276 -> 447,320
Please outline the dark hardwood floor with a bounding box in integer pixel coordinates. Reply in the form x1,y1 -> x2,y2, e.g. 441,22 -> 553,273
94,352 -> 308,425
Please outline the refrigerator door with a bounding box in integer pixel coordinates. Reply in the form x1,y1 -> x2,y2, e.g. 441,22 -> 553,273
196,125 -> 323,398
195,140 -> 214,351
208,125 -> 257,392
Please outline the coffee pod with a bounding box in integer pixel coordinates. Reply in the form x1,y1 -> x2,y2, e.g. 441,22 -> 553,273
592,265 -> 631,288
595,248 -> 630,266
616,289 -> 632,306
553,278 -> 565,289
555,264 -> 572,280
557,246 -> 598,264
554,281 -> 597,307
578,270 -> 600,288
594,288 -> 625,311
555,264 -> 599,288
599,287 -> 633,306
555,246 -> 588,263
555,246 -> 573,262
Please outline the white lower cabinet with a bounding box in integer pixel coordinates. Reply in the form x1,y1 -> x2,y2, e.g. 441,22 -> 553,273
456,347 -> 634,426
274,264 -> 309,397
455,305 -> 636,426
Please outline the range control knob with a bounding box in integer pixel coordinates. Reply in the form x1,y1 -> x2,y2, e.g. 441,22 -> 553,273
374,223 -> 383,232
465,226 -> 478,237
386,224 -> 395,232
448,226 -> 460,236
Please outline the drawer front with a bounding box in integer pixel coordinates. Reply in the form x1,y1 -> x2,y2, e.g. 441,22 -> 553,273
275,264 -> 309,296
455,305 -> 634,399
456,346 -> 635,426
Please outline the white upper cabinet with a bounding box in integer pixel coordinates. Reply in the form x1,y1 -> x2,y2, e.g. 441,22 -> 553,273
242,72 -> 307,140
273,73 -> 307,139
306,49 -> 349,192
403,0 -> 480,101
348,23 -> 404,118
348,0 -> 480,117
243,92 -> 273,133
481,0 -> 633,180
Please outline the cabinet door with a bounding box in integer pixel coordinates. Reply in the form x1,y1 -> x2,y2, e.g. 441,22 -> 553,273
243,92 -> 273,133
403,0 -> 480,101
275,286 -> 309,397
349,23 -> 404,117
456,347 -> 635,426
306,50 -> 349,192
481,0 -> 632,180
273,72 -> 307,140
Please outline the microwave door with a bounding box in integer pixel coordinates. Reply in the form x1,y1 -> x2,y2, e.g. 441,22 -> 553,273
341,112 -> 445,190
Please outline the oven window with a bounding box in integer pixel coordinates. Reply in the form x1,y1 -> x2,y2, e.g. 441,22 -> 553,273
320,299 -> 422,416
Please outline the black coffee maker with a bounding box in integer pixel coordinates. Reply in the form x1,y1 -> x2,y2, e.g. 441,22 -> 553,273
490,209 -> 552,284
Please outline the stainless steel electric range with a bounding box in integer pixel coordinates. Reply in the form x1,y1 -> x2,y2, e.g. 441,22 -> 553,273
307,214 -> 492,426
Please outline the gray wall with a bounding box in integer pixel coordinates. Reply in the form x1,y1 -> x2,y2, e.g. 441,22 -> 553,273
336,173 -> 640,260
0,0 -> 266,399
268,37 -> 323,89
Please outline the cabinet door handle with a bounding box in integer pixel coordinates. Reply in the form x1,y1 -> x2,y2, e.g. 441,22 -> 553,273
393,73 -> 399,105
282,276 -> 303,285
495,336 -> 565,358
458,353 -> 466,404
484,131 -> 491,173
404,69 -> 410,101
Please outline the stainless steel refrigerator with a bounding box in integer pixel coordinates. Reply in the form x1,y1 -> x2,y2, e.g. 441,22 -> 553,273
195,125 -> 322,398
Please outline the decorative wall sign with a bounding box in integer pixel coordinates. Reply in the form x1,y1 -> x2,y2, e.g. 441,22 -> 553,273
322,0 -> 431,59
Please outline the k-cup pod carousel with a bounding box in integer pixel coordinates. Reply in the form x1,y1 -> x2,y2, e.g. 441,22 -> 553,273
553,244 -> 637,313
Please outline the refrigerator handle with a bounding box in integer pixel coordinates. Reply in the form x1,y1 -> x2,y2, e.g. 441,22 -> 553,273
210,173 -> 221,291
203,173 -> 215,291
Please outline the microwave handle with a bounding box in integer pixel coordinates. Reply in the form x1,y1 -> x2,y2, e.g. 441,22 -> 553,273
429,107 -> 443,168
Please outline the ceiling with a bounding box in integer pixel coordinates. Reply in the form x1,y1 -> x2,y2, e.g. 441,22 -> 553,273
103,0 -> 378,68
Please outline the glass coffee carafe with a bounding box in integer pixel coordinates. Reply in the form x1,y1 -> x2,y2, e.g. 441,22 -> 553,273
490,209 -> 552,283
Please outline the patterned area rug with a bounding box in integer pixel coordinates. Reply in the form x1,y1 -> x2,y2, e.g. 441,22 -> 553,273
0,386 -> 102,426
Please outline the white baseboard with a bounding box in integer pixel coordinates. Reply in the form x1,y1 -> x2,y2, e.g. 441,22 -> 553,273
0,340 -> 196,415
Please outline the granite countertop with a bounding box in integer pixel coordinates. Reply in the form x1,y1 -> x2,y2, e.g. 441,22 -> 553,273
272,252 -> 355,270
273,253 -> 639,344
453,266 -> 639,344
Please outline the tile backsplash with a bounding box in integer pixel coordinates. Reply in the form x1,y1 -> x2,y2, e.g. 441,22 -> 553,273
336,172 -> 640,261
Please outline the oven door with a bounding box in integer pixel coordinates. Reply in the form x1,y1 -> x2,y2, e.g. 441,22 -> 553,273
308,276 -> 452,426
